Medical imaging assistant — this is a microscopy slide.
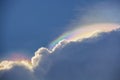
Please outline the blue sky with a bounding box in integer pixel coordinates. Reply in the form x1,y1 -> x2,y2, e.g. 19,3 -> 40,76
0,0 -> 120,58
1,0 -> 81,58
1,0 -> 120,80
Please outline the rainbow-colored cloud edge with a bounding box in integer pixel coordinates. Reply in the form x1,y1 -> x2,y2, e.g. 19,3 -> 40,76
0,23 -> 120,71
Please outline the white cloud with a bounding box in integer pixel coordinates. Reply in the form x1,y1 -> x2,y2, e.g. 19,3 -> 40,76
44,29 -> 120,80
0,29 -> 120,80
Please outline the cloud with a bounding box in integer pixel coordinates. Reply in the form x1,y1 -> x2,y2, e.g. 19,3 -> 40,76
0,28 -> 120,80
71,1 -> 120,27
45,30 -> 120,80
0,66 -> 36,80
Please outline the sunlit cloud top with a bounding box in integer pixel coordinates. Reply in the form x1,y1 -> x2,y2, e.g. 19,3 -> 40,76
0,53 -> 32,71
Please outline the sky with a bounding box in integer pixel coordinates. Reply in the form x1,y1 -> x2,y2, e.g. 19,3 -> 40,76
0,0 -> 81,58
0,0 -> 120,80
0,0 -> 120,58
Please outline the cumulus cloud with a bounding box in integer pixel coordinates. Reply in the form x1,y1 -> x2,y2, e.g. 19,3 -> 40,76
0,28 -> 120,80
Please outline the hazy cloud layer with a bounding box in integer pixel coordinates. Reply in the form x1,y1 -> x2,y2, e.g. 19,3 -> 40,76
0,29 -> 120,80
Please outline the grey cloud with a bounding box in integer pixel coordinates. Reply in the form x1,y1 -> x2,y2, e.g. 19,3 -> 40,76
44,29 -> 120,80
0,65 -> 36,80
